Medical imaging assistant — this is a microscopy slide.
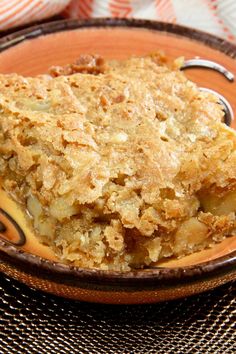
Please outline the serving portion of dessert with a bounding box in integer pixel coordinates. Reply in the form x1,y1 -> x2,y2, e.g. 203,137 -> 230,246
0,54 -> 235,271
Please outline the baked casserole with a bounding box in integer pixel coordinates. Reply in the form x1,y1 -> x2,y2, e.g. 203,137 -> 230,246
0,54 -> 235,270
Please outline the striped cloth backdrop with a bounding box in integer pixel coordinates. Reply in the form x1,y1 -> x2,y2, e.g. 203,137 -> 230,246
0,0 -> 235,43
0,0 -> 70,30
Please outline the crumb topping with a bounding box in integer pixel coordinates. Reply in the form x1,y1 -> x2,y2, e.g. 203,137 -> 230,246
0,54 -> 235,270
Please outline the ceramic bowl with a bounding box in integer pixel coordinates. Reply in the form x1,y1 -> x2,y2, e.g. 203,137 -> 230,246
0,19 -> 235,304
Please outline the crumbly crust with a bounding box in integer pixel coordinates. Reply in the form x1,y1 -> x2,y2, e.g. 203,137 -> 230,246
0,54 -> 235,270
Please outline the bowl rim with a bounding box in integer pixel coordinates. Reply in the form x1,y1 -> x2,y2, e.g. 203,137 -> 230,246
0,17 -> 236,57
0,18 -> 236,291
0,238 -> 236,291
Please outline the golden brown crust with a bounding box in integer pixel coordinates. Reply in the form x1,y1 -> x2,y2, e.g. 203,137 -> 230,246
0,54 -> 235,270
49,54 -> 105,77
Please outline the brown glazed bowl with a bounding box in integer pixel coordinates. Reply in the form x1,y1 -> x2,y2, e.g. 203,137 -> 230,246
0,19 -> 236,304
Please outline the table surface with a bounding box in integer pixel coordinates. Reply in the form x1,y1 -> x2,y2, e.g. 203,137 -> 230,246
0,274 -> 235,353
0,19 -> 235,354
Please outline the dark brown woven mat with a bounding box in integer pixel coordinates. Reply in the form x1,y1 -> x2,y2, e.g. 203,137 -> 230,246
0,274 -> 235,354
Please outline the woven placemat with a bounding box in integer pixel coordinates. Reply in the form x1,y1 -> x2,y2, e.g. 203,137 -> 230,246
0,274 -> 235,354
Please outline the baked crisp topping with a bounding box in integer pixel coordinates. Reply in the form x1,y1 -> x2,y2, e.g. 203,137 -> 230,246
0,54 -> 235,270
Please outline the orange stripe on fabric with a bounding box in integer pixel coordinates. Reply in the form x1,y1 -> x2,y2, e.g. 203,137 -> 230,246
109,0 -> 132,17
110,0 -> 130,7
111,3 -> 130,10
205,0 -> 235,42
36,1 -> 70,18
63,0 -> 94,19
2,1 -> 69,29
4,1 -> 43,28
62,1 -> 76,18
20,2 -> 45,21
2,1 -> 62,29
111,0 -> 131,4
0,0 -> 20,15
1,0 -> 42,29
77,0 -> 93,18
80,0 -> 93,14
24,1 -> 55,22
155,0 -> 176,22
37,1 -> 64,19
0,0 -> 34,25
77,5 -> 89,18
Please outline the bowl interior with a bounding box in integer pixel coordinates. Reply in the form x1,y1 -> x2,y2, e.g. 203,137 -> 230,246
0,23 -> 235,268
